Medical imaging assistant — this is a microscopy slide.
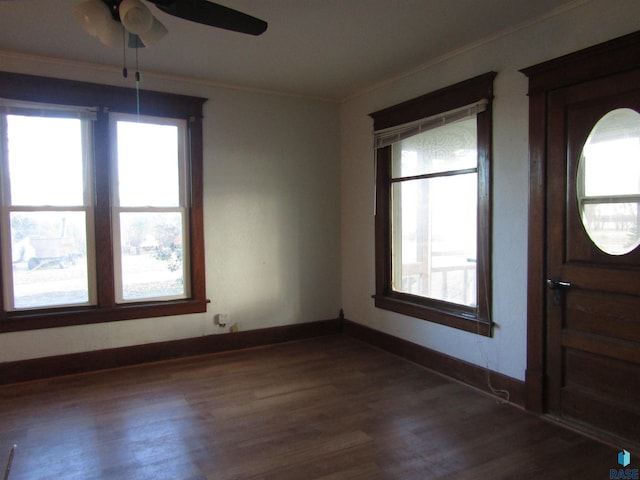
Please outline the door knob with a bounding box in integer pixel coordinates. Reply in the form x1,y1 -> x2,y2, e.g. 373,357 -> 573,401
546,279 -> 571,289
546,279 -> 571,305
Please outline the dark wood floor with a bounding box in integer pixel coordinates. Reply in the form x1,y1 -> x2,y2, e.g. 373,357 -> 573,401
0,335 -> 621,479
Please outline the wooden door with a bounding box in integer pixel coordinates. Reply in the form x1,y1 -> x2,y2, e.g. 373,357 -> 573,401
545,68 -> 640,446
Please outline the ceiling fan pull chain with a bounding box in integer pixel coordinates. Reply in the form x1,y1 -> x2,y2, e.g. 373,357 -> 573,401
135,42 -> 141,118
122,27 -> 128,78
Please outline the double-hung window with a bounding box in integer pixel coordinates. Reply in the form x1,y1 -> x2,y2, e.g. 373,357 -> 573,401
1,106 -> 96,310
0,72 -> 207,332
370,72 -> 495,335
111,114 -> 190,302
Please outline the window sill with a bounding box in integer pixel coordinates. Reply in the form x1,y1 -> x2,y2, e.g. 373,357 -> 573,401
0,298 -> 209,333
373,293 -> 492,336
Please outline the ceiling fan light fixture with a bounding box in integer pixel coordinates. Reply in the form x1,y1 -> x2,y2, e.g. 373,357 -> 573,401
73,0 -> 111,37
138,17 -> 168,47
119,0 -> 154,35
73,0 -> 267,52
97,18 -> 124,48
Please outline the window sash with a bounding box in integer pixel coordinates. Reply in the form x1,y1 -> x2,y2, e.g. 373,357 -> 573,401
3,207 -> 97,310
112,207 -> 191,303
109,113 -> 188,208
390,172 -> 478,307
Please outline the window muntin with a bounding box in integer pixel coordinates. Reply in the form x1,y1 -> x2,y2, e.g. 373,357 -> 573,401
0,71 -> 207,332
2,113 -> 96,311
371,72 -> 494,335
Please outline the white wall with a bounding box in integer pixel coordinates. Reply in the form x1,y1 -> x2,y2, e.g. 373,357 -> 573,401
340,0 -> 640,381
0,56 -> 341,362
3,0 -> 640,374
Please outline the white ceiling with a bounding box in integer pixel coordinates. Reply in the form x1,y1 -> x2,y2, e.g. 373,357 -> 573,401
0,0 -> 580,101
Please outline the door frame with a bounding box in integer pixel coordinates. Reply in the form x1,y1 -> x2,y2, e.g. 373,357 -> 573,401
521,30 -> 640,413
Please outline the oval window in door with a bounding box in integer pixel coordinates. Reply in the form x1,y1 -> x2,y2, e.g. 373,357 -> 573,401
577,108 -> 640,255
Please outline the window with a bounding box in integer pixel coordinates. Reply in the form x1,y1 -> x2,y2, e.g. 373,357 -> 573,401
2,112 -> 95,310
111,114 -> 189,302
370,72 -> 495,336
576,108 -> 640,256
0,72 -> 207,332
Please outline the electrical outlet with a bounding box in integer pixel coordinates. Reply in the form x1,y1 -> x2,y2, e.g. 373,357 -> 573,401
214,313 -> 228,327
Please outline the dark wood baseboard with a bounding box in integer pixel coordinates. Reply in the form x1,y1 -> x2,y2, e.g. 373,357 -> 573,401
0,318 -> 343,385
343,319 -> 526,407
1,315 -> 525,409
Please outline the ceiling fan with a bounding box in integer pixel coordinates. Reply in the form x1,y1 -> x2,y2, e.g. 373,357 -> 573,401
74,0 -> 268,48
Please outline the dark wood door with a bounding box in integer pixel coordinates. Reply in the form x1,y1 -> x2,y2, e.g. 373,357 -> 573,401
546,68 -> 640,446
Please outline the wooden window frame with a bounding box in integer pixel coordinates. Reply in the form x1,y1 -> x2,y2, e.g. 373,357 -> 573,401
370,72 -> 495,336
0,71 -> 207,332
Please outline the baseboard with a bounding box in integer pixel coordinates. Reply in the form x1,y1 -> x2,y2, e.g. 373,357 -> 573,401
0,318 -> 343,385
343,319 -> 526,407
1,316 -> 526,408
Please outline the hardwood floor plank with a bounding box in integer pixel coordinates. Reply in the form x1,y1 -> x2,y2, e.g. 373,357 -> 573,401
0,335 -> 620,479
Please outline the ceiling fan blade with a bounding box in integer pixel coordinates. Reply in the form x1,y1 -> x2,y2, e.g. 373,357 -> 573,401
148,0 -> 267,36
